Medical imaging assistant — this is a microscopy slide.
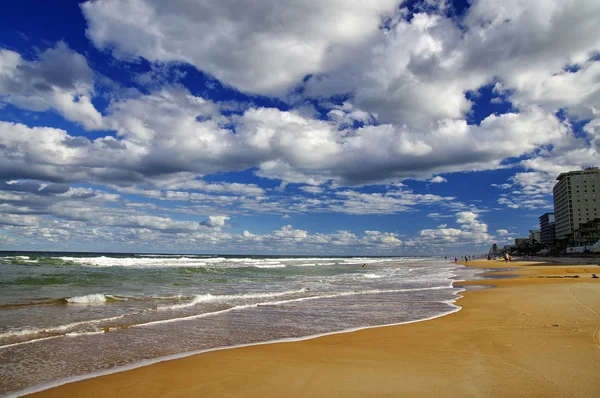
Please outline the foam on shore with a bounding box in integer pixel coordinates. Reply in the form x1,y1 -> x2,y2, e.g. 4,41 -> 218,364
8,288 -> 466,398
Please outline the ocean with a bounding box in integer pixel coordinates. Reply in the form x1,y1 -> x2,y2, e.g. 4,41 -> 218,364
0,252 -> 479,396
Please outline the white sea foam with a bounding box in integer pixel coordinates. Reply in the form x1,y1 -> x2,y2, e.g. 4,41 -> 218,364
65,331 -> 105,337
138,286 -> 453,328
0,335 -> 63,350
3,289 -> 317,342
1,255 -> 464,395
58,256 -> 210,268
157,289 -> 308,311
54,255 -> 421,269
253,264 -> 286,268
0,328 -> 42,338
66,294 -> 108,304
0,312 -> 129,342
9,290 -> 464,398
291,262 -> 323,266
8,285 -> 464,398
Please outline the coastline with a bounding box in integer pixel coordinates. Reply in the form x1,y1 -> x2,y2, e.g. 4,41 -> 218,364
24,260 -> 600,397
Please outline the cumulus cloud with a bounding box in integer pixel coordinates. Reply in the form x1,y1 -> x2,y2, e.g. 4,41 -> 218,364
0,42 -> 103,129
81,0 -> 600,129
328,188 -> 455,215
200,215 -> 229,228
3,1 -> 600,252
428,176 -> 447,183
306,0 -> 600,127
3,85 -> 572,190
274,225 -> 309,240
299,186 -> 324,194
413,211 -> 491,247
494,171 -> 557,210
81,0 -> 399,95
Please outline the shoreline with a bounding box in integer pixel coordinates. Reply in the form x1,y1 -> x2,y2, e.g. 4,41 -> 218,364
11,300 -> 465,398
23,260 -> 600,397
10,284 -> 468,397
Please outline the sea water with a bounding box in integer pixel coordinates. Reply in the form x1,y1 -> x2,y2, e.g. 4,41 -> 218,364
0,253 -> 478,395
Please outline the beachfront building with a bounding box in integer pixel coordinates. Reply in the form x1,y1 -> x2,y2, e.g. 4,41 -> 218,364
490,243 -> 498,255
539,213 -> 556,248
574,218 -> 600,246
529,229 -> 541,244
553,167 -> 600,240
514,238 -> 530,251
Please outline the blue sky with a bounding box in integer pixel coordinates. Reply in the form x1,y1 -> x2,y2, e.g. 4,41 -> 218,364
0,0 -> 598,255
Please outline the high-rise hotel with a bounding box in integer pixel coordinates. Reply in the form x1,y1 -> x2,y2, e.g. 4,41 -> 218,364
552,167 -> 599,240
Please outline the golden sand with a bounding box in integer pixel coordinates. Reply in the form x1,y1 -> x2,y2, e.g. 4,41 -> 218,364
29,260 -> 600,397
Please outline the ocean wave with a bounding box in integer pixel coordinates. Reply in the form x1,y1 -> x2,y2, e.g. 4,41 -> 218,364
58,256 -> 211,268
252,264 -> 286,268
66,294 -> 117,304
1,254 -> 428,269
65,331 -> 106,338
135,286 -> 455,328
0,298 -> 67,309
0,312 -> 129,341
157,289 -> 308,311
0,294 -> 176,310
0,285 -> 455,350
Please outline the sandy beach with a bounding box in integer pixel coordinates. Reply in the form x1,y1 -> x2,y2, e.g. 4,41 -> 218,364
27,260 -> 600,397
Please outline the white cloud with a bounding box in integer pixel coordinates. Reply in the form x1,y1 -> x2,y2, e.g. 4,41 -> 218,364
299,186 -> 324,194
0,213 -> 39,226
3,1 -> 600,253
413,211 -> 491,247
0,42 -> 103,129
274,225 -> 308,240
82,0 -> 399,95
81,0 -> 600,128
426,212 -> 453,218
429,176 -> 447,183
201,215 -> 229,228
0,66 -> 581,190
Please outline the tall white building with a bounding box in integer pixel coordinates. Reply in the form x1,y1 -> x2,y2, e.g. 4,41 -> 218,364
553,167 -> 599,240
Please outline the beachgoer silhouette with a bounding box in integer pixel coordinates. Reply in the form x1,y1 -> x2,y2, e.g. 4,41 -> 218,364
361,263 -> 366,268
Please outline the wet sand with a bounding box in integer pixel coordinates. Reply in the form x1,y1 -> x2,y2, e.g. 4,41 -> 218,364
28,260 -> 600,397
